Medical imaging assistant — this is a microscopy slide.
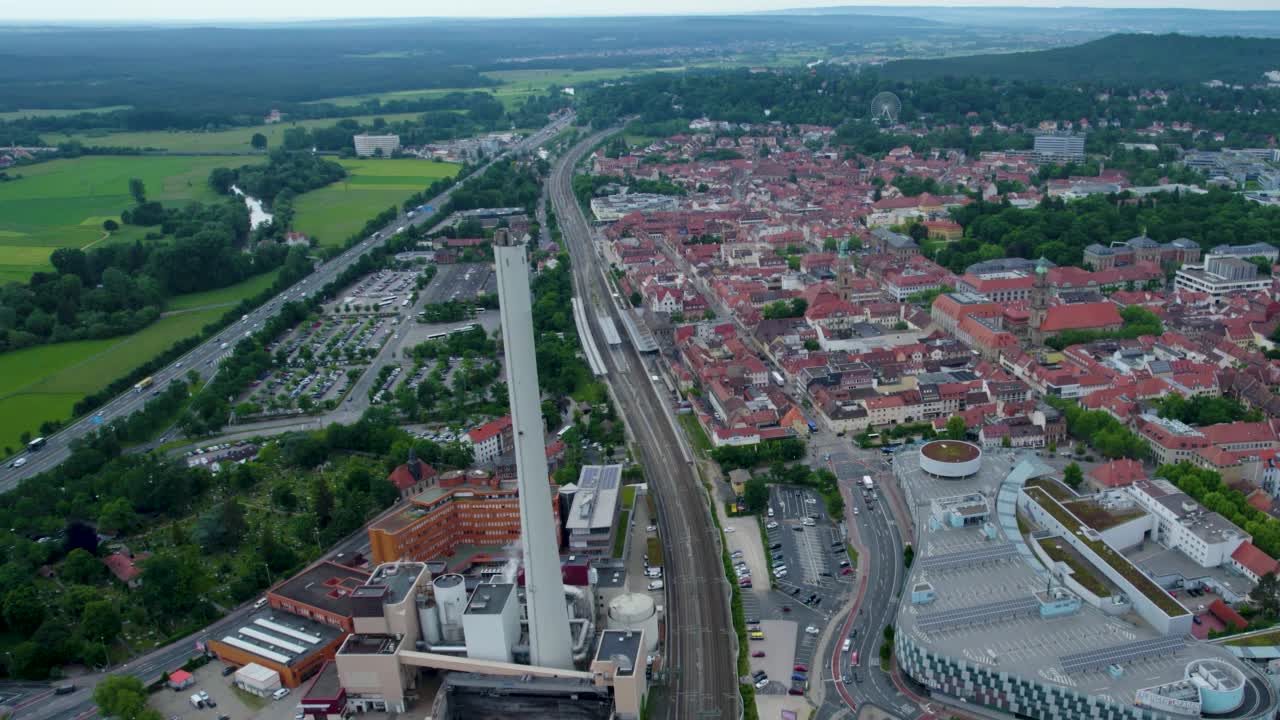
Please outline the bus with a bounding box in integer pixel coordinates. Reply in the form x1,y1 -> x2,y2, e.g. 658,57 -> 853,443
771,371 -> 785,387
377,299 -> 396,308
27,437 -> 46,452
134,376 -> 154,392
556,425 -> 573,438
861,475 -> 874,491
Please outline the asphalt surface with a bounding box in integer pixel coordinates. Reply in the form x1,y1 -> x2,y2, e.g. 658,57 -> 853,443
806,432 -> 919,720
0,114 -> 574,491
551,128 -> 738,720
0,115 -> 573,720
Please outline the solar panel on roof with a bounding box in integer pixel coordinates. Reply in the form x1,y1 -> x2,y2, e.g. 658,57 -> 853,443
917,596 -> 1040,632
1059,637 -> 1186,674
918,543 -> 1018,571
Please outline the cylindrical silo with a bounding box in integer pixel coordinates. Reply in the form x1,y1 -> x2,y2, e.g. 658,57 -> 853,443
607,593 -> 659,652
434,574 -> 468,643
418,599 -> 442,645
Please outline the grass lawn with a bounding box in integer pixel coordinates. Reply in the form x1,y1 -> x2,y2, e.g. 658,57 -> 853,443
166,269 -> 281,312
0,105 -> 131,121
0,156 -> 234,282
678,412 -> 712,453
42,112 -> 425,154
0,307 -> 224,451
293,158 -> 460,247
621,484 -> 637,510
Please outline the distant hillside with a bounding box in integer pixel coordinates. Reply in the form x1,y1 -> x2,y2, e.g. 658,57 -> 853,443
879,34 -> 1280,85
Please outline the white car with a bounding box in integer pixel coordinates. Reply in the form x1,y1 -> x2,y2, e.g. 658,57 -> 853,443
272,688 -> 290,701
647,580 -> 664,591
754,677 -> 769,689
766,521 -> 779,529
646,525 -> 657,532
13,458 -> 27,468
724,527 -> 735,533
805,625 -> 820,635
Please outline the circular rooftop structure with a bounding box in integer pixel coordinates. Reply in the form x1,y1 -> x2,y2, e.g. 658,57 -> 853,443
919,440 -> 983,478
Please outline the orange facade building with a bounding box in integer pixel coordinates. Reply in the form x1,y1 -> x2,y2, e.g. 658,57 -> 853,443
368,469 -> 560,564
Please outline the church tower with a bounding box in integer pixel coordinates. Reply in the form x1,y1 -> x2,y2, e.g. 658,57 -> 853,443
1029,259 -> 1049,345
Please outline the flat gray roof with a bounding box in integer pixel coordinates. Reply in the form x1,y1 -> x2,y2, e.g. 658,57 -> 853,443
217,610 -> 345,667
364,562 -> 425,604
465,582 -> 514,615
893,448 -> 1249,708
567,465 -> 623,531
596,629 -> 643,676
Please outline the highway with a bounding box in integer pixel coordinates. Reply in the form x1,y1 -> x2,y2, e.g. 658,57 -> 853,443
550,129 -> 738,720
0,113 -> 574,491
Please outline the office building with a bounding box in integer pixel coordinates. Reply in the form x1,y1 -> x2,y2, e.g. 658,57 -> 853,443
565,465 -> 624,559
353,134 -> 401,157
1033,132 -> 1086,163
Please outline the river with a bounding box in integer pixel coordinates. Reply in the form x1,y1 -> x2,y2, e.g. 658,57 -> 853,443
230,185 -> 273,230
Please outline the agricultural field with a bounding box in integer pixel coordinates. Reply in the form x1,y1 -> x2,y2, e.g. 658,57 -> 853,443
312,66 -> 687,110
0,307 -> 224,452
293,158 -> 460,247
0,155 -> 234,283
0,105 -> 132,121
40,111 -> 425,154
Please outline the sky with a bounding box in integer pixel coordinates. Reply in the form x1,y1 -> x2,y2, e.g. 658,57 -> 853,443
0,0 -> 1275,22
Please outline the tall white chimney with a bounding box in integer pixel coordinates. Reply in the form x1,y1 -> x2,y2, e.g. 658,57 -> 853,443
492,229 -> 573,669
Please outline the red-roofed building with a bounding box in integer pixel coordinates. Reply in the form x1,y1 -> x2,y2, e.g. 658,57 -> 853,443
1088,459 -> 1146,491
1036,302 -> 1123,338
1230,541 -> 1280,582
1208,598 -> 1248,630
386,449 -> 438,500
103,551 -> 152,588
466,415 -> 513,464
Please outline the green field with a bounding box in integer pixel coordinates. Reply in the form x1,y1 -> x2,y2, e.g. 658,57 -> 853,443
0,307 -> 225,451
293,159 -> 461,247
0,156 -> 235,283
166,269 -> 282,312
0,105 -> 132,122
42,112 -> 426,154
311,67 -> 688,110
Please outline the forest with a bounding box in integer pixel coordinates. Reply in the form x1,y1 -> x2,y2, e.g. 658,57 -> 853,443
0,398 -> 470,678
880,33 -> 1280,85
0,195 -> 302,353
580,65 -> 1280,149
938,190 -> 1280,273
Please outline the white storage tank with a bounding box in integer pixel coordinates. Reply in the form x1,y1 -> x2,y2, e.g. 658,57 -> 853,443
607,592 -> 659,652
434,574 -> 468,643
418,600 -> 442,645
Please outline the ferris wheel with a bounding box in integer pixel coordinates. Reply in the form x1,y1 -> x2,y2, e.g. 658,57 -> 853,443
869,91 -> 902,125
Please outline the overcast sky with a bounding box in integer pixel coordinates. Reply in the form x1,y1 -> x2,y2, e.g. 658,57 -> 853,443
0,0 -> 1274,22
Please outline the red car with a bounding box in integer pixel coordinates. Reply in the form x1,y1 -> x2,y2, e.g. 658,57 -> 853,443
782,606 -> 791,612
793,664 -> 808,672
788,688 -> 804,696
752,651 -> 766,658
841,567 -> 853,575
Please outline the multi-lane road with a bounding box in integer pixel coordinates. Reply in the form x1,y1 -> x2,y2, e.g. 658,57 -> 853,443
550,129 -> 738,720
0,113 -> 574,491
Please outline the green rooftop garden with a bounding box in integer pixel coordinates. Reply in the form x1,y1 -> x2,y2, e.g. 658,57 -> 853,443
1025,486 -> 1186,617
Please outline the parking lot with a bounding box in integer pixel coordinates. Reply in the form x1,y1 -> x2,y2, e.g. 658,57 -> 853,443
766,485 -> 854,602
420,263 -> 495,305
147,661 -> 299,720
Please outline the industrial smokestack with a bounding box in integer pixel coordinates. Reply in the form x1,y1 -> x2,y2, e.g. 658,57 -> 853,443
493,230 -> 573,669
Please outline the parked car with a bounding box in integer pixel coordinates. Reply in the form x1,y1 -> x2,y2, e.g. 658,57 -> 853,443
272,688 -> 291,701
805,625 -> 820,635
751,651 -> 766,658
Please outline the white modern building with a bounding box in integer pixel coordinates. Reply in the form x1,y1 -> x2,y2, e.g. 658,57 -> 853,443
566,465 -> 624,559
1033,132 -> 1086,162
353,134 -> 402,157
1174,255 -> 1272,299
1126,479 -> 1247,569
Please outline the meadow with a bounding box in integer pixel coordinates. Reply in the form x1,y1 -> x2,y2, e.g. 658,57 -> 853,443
165,268 -> 282,312
41,111 -> 425,154
0,156 -> 234,283
0,307 -> 225,452
310,66 -> 687,110
292,158 -> 461,247
0,105 -> 132,121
